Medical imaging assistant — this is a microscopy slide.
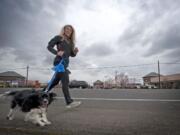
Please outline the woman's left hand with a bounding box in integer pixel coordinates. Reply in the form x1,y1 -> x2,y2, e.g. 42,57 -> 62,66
74,47 -> 79,54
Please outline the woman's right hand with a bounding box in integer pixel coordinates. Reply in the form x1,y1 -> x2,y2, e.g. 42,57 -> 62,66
57,50 -> 64,56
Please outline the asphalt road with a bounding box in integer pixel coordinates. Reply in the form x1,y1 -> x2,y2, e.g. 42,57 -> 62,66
0,88 -> 180,135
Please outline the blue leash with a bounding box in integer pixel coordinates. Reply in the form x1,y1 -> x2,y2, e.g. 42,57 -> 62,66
44,59 -> 65,92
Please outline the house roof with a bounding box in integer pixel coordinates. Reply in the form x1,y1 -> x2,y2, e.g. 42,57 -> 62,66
143,72 -> 161,78
0,71 -> 25,78
93,80 -> 103,85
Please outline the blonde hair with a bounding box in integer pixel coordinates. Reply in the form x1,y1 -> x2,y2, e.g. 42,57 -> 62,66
59,25 -> 75,48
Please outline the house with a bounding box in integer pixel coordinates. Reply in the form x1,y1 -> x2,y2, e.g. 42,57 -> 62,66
151,73 -> 180,89
142,72 -> 161,86
143,72 -> 180,89
0,71 -> 25,87
93,80 -> 104,89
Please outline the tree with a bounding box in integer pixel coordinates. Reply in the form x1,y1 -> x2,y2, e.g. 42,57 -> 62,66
116,72 -> 129,88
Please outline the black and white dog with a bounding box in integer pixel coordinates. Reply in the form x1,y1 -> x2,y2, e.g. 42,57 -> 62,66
1,89 -> 56,126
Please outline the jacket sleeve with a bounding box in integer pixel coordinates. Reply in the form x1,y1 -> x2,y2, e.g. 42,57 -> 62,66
47,35 -> 61,55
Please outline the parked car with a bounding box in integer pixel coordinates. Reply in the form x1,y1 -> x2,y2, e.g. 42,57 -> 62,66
0,82 -> 6,88
0,82 -> 10,88
69,80 -> 88,89
141,84 -> 157,89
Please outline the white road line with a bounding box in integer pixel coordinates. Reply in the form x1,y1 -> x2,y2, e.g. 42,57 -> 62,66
55,97 -> 180,102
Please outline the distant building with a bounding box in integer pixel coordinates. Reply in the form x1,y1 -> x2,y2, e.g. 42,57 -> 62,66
151,73 -> 180,89
143,72 -> 180,89
0,71 -> 25,87
93,80 -> 104,89
142,72 -> 161,86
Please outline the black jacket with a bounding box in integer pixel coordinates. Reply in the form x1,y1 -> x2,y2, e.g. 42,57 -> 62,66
47,35 -> 76,67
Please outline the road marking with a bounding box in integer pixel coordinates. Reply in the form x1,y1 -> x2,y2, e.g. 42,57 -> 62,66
55,97 -> 180,102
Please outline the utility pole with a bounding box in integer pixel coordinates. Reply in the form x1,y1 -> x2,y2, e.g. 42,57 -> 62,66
115,70 -> 118,88
26,65 -> 29,87
158,60 -> 161,89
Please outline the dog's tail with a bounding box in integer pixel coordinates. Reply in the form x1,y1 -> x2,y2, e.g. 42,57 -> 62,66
0,91 -> 18,98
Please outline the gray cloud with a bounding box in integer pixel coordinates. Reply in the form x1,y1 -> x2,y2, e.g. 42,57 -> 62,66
116,0 -> 180,61
0,0 -> 67,64
144,23 -> 180,57
117,23 -> 145,47
1,0 -> 180,83
13,48 -> 37,65
43,55 -> 54,66
138,0 -> 180,16
82,42 -> 114,57
163,49 -> 180,62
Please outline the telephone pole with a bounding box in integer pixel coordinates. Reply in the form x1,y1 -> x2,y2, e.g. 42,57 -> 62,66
26,65 -> 29,87
115,70 -> 118,88
158,60 -> 161,89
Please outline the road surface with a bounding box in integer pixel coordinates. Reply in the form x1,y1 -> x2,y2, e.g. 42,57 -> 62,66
0,88 -> 180,135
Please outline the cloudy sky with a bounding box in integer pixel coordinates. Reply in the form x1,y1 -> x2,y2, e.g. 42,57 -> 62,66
0,0 -> 180,84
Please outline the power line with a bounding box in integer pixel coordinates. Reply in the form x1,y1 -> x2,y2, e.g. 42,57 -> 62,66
0,67 -> 26,71
30,67 -> 52,70
8,63 -> 156,71
70,63 -> 157,70
160,62 -> 180,65
1,62 -> 180,72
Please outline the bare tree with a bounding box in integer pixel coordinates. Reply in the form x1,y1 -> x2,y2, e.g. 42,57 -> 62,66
116,72 -> 129,88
